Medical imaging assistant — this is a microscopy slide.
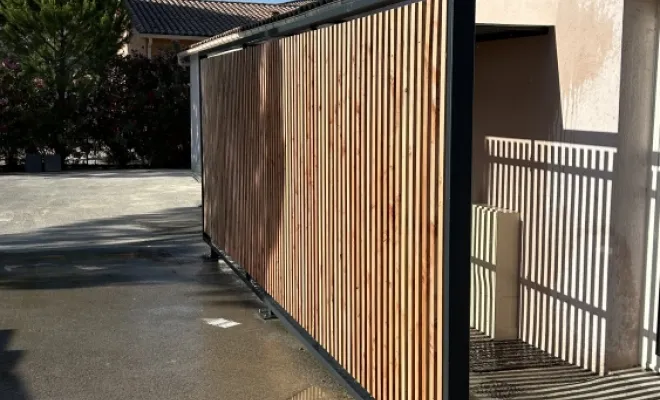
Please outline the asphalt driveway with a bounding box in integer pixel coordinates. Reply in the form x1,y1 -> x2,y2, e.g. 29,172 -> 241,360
0,170 -> 349,400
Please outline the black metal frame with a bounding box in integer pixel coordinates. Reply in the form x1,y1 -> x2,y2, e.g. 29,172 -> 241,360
443,1 -> 475,399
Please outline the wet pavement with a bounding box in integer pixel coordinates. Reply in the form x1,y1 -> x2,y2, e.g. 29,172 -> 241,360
0,171 -> 350,400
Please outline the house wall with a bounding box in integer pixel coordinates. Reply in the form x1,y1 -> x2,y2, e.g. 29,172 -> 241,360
476,0 -> 557,26
151,38 -> 198,56
125,33 -> 147,56
124,33 -> 200,58
473,0 -> 660,374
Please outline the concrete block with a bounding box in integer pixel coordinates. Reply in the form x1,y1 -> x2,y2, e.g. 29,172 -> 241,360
44,154 -> 62,172
470,204 -> 521,340
24,154 -> 42,173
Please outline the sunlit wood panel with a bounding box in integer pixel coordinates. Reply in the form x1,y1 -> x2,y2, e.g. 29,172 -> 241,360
199,1 -> 459,397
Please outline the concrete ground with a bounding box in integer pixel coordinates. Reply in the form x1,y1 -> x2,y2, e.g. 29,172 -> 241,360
469,329 -> 660,399
0,170 -> 350,400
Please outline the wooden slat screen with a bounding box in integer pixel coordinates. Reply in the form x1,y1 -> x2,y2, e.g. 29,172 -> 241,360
201,1 -> 448,398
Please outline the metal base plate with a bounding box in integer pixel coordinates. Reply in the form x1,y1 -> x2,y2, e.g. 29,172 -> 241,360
258,308 -> 277,321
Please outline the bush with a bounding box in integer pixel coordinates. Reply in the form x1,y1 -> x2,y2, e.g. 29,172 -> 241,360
0,59 -> 52,168
86,50 -> 190,168
0,50 -> 191,170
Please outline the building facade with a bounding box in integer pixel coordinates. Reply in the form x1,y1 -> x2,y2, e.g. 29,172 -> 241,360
473,0 -> 660,376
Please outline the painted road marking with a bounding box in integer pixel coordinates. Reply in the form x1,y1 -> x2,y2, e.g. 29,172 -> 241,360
75,266 -> 107,271
3,265 -> 19,272
202,318 -> 241,329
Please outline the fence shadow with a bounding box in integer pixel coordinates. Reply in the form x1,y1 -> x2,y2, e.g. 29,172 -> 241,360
640,134 -> 660,368
0,206 -> 207,290
472,29 -> 624,374
200,40 -> 285,302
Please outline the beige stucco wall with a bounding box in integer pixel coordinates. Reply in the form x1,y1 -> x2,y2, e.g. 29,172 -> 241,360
120,32 -> 146,56
473,0 -> 658,374
476,0 -> 557,26
476,0 -> 623,134
122,32 -> 200,58
151,38 -> 198,56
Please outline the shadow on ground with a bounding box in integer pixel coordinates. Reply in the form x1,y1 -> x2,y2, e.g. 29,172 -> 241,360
0,206 -> 208,290
3,170 -> 193,179
0,206 -> 200,250
0,206 -> 265,314
0,330 -> 29,400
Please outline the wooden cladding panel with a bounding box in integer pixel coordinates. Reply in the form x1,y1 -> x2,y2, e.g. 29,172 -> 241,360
201,2 -> 448,398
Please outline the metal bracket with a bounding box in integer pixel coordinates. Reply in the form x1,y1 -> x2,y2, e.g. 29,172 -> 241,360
258,308 -> 277,321
202,248 -> 220,262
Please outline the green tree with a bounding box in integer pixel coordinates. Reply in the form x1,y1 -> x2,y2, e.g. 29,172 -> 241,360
0,0 -> 130,157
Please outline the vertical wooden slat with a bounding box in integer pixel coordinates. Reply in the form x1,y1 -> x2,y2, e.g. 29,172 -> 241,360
381,11 -> 390,399
366,13 -> 376,395
344,24 -> 355,372
295,34 -> 303,325
284,38 -> 292,316
348,18 -> 356,378
364,14 -> 374,393
338,22 -> 346,369
419,1 -> 431,398
407,6 -> 417,395
330,25 -> 337,358
320,25 -> 329,351
280,40 -> 286,314
200,2 -> 455,397
301,32 -> 308,327
358,16 -> 367,387
412,4 -> 422,397
302,31 -> 310,333
345,19 -> 355,376
386,10 -> 396,400
429,0 -> 445,394
400,7 -> 411,397
308,31 -> 314,335
394,8 -> 404,400
323,25 -> 330,357
376,12 -> 384,399
261,45 -> 266,287
308,32 -> 319,344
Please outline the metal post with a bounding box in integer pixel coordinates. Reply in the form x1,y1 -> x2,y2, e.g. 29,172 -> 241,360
443,0 -> 475,399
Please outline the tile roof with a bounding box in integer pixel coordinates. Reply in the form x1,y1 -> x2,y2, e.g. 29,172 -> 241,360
189,0 -> 334,48
125,0 -> 306,37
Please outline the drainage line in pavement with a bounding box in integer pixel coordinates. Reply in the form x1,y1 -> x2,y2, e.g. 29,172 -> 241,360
204,237 -> 372,400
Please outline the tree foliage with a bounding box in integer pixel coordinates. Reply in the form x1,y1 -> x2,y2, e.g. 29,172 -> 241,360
0,0 -> 130,92
0,58 -> 51,167
84,50 -> 191,167
0,0 -> 130,156
0,51 -> 191,170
